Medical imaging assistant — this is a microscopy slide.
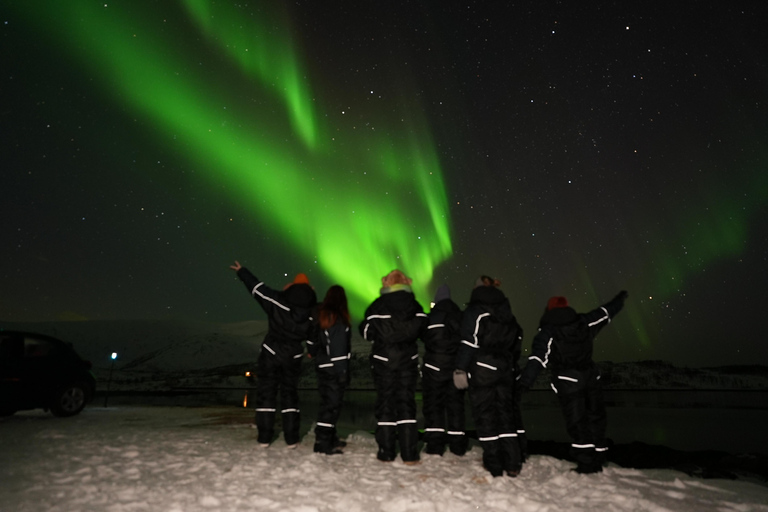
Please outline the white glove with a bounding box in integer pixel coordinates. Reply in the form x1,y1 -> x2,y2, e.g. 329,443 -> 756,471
453,370 -> 469,390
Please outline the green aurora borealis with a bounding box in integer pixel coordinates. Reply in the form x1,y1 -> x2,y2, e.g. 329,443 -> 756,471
13,2 -> 452,316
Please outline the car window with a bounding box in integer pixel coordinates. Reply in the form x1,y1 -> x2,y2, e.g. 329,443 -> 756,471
23,337 -> 58,358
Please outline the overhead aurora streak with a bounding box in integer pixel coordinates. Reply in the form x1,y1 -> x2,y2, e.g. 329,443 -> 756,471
14,2 -> 452,317
179,0 -> 319,151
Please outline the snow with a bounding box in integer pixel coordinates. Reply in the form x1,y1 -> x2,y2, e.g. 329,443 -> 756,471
2,405 -> 768,512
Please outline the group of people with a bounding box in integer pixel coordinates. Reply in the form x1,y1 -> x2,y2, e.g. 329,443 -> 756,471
230,261 -> 628,477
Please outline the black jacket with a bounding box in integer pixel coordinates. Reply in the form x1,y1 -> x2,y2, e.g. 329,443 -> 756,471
359,288 -> 427,368
422,298 -> 463,374
456,286 -> 523,387
236,267 -> 317,361
308,322 -> 352,375
519,291 -> 626,388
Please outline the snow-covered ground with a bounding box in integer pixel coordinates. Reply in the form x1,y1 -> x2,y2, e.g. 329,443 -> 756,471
2,405 -> 768,512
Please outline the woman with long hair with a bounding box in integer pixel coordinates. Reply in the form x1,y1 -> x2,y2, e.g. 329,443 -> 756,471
309,285 -> 352,454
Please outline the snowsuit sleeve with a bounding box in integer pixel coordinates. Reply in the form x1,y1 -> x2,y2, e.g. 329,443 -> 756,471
519,327 -> 554,388
581,291 -> 626,338
236,267 -> 290,316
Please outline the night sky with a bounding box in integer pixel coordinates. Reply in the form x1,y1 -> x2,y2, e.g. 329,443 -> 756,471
2,1 -> 766,367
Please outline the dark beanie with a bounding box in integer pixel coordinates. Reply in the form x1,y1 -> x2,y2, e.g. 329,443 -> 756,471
547,296 -> 569,310
433,284 -> 451,303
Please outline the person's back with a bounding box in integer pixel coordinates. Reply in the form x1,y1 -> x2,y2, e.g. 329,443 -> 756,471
423,294 -> 462,368
422,285 -> 467,456
455,276 -> 524,477
310,285 -> 352,455
359,269 -> 427,463
362,283 -> 426,368
457,284 -> 522,384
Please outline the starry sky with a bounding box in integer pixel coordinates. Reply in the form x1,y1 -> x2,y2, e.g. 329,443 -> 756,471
2,1 -> 766,367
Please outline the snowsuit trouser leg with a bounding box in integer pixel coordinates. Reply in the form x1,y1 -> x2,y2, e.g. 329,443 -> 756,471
470,376 -> 520,476
558,386 -> 598,470
446,386 -> 468,456
513,377 -> 528,461
314,369 -> 346,452
470,384 -> 503,476
395,365 -> 420,462
422,369 -> 447,454
254,350 -> 279,444
585,369 -> 608,466
372,359 -> 419,462
373,360 -> 397,461
279,356 -> 302,446
497,375 -> 522,474
254,350 -> 302,446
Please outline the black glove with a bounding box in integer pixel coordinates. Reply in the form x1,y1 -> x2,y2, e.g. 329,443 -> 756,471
453,370 -> 469,390
616,290 -> 628,301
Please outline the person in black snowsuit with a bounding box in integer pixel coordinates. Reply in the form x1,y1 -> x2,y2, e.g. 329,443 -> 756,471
307,285 -> 351,455
454,276 -> 525,477
519,291 -> 628,473
359,269 -> 428,464
230,261 -> 317,448
421,284 -> 468,456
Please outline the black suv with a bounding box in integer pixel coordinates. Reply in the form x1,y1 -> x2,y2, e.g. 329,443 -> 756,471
0,331 -> 96,417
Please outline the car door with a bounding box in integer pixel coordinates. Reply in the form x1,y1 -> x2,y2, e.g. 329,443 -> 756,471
20,335 -> 66,406
0,333 -> 26,410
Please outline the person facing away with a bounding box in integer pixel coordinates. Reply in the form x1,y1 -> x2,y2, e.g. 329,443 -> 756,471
230,260 -> 317,448
307,285 -> 351,455
454,275 -> 524,478
359,269 -> 428,464
519,290 -> 628,474
421,284 -> 468,456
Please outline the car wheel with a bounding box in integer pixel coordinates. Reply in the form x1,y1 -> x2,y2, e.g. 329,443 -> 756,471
50,382 -> 88,417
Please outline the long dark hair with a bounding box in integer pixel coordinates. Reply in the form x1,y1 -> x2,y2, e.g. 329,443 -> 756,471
318,285 -> 350,329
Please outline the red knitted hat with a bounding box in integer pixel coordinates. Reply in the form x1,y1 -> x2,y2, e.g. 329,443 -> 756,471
546,296 -> 569,310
